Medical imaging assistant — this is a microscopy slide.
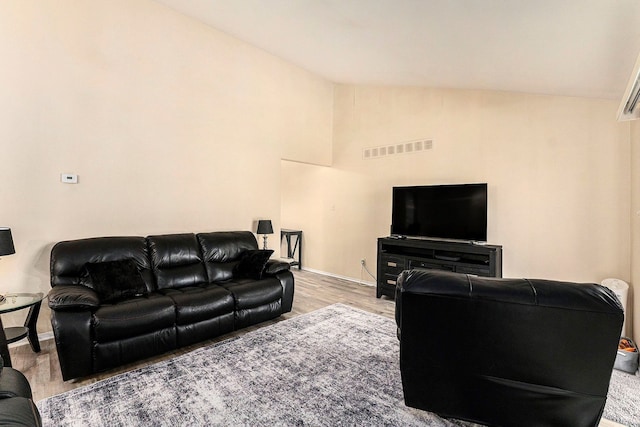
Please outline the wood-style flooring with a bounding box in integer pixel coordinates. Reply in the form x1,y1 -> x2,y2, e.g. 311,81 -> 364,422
10,269 -> 395,401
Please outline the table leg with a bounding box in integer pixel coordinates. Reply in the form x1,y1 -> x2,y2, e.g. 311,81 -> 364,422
286,235 -> 293,258
24,301 -> 41,353
0,316 -> 12,367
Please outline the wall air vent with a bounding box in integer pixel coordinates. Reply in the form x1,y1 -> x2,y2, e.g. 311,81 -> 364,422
363,139 -> 433,160
618,52 -> 640,121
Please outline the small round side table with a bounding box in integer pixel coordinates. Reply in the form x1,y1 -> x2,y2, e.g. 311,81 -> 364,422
0,293 -> 44,367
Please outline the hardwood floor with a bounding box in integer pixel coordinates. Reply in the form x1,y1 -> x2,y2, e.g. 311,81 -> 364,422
10,270 -> 395,401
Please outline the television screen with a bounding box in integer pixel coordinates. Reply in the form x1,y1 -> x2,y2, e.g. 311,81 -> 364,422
391,183 -> 487,241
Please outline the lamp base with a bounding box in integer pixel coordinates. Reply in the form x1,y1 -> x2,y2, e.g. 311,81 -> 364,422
262,235 -> 268,250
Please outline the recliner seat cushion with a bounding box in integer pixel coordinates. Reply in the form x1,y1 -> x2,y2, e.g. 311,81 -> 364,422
160,284 -> 234,324
92,294 -> 175,342
222,278 -> 283,310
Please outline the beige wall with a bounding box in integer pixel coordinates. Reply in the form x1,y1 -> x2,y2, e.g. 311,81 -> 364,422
283,85 -> 631,294
631,120 -> 640,342
0,0 -> 333,332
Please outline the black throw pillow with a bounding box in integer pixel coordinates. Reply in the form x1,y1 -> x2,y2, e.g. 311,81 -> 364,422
82,259 -> 147,303
234,250 -> 274,280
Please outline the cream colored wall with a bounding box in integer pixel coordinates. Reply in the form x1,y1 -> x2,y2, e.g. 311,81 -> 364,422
283,85 -> 631,291
0,0 -> 333,330
631,120 -> 640,342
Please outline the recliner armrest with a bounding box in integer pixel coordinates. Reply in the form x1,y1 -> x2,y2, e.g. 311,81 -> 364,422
48,285 -> 100,311
0,368 -> 32,400
264,260 -> 291,276
0,397 -> 42,427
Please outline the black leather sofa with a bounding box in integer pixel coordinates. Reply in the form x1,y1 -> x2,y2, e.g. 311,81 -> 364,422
396,269 -> 623,427
0,366 -> 41,426
48,231 -> 294,381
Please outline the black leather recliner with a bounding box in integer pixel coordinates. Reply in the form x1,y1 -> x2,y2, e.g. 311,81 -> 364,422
396,269 -> 623,427
48,231 -> 294,380
0,367 -> 41,426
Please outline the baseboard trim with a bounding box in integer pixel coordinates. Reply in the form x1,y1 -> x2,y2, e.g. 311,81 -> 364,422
300,267 -> 376,287
8,331 -> 54,349
38,331 -> 54,342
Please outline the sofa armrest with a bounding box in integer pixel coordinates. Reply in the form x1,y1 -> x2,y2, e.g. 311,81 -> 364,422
48,285 -> 100,311
275,270 -> 294,313
50,309 -> 93,381
265,260 -> 291,276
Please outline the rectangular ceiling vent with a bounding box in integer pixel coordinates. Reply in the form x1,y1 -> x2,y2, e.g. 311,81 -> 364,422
363,139 -> 432,160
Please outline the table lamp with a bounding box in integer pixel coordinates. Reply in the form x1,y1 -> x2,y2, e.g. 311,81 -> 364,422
0,228 -> 15,303
256,220 -> 273,250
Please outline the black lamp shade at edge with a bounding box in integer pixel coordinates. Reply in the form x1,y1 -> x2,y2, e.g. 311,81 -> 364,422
0,228 -> 15,256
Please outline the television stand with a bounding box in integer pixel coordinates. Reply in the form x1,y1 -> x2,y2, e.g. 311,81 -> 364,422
376,237 -> 502,298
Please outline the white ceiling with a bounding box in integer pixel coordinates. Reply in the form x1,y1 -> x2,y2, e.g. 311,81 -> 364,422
154,0 -> 640,100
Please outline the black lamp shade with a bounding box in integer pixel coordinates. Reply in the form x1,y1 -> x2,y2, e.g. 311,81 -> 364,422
257,220 -> 273,235
0,228 -> 15,256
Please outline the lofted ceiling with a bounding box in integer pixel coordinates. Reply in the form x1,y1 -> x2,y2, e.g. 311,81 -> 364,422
153,0 -> 640,100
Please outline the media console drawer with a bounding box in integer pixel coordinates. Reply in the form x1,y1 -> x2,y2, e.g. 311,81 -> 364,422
378,254 -> 407,296
380,255 -> 406,273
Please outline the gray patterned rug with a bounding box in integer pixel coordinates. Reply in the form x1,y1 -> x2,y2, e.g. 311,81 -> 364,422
37,304 -> 638,426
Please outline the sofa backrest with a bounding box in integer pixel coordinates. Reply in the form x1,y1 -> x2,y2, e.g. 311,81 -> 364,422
147,233 -> 208,290
50,231 -> 262,292
50,236 -> 154,290
197,231 -> 258,282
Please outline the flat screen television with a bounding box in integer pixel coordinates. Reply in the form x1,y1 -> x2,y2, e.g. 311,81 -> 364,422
391,183 -> 487,242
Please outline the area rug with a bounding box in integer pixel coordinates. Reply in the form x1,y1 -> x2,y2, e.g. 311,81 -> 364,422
605,369 -> 640,426
37,304 -> 638,426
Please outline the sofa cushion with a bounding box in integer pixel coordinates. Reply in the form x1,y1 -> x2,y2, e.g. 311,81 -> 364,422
234,250 -> 273,280
92,294 -> 176,342
222,278 -> 283,310
82,259 -> 147,303
197,231 -> 259,282
160,284 -> 235,325
148,233 -> 208,289
50,236 -> 154,289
